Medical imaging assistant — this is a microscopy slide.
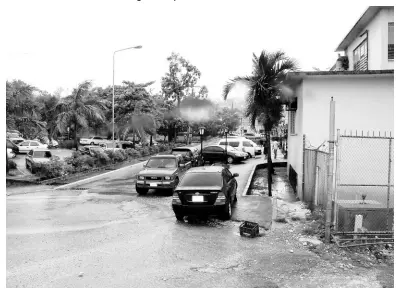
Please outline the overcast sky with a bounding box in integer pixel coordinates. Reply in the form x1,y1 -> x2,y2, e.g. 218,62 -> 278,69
4,0 -> 391,103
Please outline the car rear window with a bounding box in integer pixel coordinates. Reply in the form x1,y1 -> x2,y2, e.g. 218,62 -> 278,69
179,172 -> 222,187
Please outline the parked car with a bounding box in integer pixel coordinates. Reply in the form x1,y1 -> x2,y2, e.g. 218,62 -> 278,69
245,139 -> 262,155
171,146 -> 202,167
79,136 -> 109,146
79,145 -> 105,156
117,140 -> 136,149
202,145 -> 248,164
135,154 -> 191,195
7,148 -> 16,159
175,132 -> 192,144
6,139 -> 19,154
18,140 -> 48,153
25,148 -> 54,173
172,165 -> 239,220
8,136 -> 25,145
217,138 -> 255,158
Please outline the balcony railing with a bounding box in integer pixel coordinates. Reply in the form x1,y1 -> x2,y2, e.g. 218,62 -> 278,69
353,55 -> 368,71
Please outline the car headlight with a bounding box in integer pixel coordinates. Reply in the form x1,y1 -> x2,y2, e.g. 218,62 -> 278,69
138,175 -> 145,180
164,176 -> 171,180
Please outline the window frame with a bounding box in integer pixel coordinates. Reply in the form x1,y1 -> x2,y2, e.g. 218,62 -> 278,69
289,111 -> 296,135
353,38 -> 368,70
389,22 -> 394,60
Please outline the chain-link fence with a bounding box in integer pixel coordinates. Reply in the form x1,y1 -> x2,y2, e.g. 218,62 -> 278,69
335,132 -> 394,232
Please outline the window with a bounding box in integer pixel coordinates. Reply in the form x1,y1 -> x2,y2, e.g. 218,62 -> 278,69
243,141 -> 253,147
30,142 -> 39,146
20,141 -> 29,146
353,39 -> 368,70
389,22 -> 394,60
289,111 -> 296,135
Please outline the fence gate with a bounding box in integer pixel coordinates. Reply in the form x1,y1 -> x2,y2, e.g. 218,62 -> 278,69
303,148 -> 329,209
334,131 -> 394,236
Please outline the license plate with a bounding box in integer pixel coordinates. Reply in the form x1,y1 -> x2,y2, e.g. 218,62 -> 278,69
192,196 -> 204,202
150,183 -> 157,187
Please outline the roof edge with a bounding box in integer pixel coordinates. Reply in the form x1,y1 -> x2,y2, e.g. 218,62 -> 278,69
288,69 -> 394,77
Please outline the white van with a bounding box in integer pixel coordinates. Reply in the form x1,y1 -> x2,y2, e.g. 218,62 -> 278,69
217,138 -> 255,158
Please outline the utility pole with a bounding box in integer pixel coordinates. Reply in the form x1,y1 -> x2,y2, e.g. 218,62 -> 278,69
325,97 -> 335,243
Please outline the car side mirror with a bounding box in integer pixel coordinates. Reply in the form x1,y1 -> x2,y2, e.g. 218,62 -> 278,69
232,173 -> 239,178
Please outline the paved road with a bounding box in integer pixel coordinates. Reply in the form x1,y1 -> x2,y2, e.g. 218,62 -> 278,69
7,147 -> 384,287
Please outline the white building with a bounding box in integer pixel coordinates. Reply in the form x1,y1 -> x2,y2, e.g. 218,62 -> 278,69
285,6 -> 394,200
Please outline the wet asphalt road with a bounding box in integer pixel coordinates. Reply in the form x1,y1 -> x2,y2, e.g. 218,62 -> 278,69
7,150 -> 285,288
7,155 -> 387,287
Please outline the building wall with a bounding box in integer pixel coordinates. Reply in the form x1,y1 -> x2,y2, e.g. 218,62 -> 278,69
345,7 -> 394,70
287,82 -> 304,199
302,74 -> 394,148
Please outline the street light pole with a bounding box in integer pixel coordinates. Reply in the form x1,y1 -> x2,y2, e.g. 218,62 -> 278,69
225,127 -> 229,165
112,45 -> 142,146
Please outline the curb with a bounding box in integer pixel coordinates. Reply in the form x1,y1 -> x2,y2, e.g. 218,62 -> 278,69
242,163 -> 259,197
54,160 -> 146,190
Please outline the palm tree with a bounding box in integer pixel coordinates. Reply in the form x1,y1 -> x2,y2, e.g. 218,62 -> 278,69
55,81 -> 107,150
223,50 -> 298,197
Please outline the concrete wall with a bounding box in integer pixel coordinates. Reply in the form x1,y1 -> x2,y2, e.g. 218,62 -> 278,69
345,7 -> 394,70
287,82 -> 304,199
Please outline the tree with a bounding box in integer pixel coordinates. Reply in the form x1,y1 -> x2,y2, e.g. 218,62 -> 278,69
6,80 -> 47,139
223,50 -> 298,197
161,52 -> 202,108
35,91 -> 60,140
55,81 -> 107,150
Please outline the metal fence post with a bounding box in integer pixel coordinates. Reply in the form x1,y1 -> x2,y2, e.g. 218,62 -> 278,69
386,138 -> 392,231
302,135 -> 306,202
325,97 -> 335,243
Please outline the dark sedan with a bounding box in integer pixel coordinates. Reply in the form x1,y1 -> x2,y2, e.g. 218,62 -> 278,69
172,166 -> 239,221
202,145 -> 247,164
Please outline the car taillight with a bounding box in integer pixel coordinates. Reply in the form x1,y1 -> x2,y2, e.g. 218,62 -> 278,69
172,192 -> 181,204
215,192 -> 226,204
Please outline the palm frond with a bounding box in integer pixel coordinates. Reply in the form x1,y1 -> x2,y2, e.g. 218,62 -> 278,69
222,76 -> 252,100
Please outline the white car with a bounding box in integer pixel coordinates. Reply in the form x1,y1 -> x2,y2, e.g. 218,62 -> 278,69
7,148 -> 16,159
80,136 -> 109,146
18,140 -> 48,153
217,138 -> 256,158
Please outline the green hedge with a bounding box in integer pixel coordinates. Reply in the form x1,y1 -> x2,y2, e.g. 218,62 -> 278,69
35,142 -> 177,180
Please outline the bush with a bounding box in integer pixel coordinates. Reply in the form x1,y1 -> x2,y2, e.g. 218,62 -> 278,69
35,160 -> 74,180
125,148 -> 142,159
8,159 -> 17,170
105,149 -> 126,163
64,153 -> 95,171
59,140 -> 75,149
92,150 -> 111,166
140,147 -> 150,156
148,146 -> 159,155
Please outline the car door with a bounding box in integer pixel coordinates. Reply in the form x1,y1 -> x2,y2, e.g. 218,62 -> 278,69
224,168 -> 237,201
18,141 -> 31,153
242,140 -> 255,157
212,146 -> 225,161
93,137 -> 102,145
222,169 -> 235,202
30,141 -> 41,149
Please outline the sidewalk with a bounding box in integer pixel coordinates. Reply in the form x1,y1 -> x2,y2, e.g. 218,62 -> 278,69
229,153 -> 291,230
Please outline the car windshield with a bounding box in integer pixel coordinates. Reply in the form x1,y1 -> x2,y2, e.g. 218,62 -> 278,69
146,158 -> 176,168
179,172 -> 222,187
172,150 -> 189,156
33,151 -> 52,158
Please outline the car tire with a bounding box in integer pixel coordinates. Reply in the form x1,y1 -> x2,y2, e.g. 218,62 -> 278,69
136,187 -> 148,195
175,214 -> 184,221
25,161 -> 29,169
248,153 -> 252,159
90,142 -> 94,145
226,156 -> 234,164
220,200 -> 232,220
